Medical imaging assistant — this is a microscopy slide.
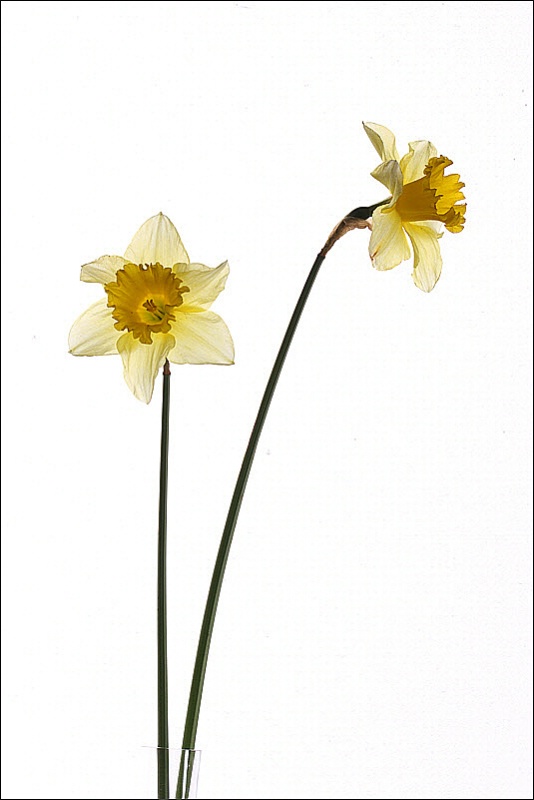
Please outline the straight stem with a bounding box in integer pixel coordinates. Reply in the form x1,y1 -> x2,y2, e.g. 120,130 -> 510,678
158,360 -> 171,799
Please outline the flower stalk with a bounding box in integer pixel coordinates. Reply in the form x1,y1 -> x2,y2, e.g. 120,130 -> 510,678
157,360 -> 171,799
176,206 -> 376,798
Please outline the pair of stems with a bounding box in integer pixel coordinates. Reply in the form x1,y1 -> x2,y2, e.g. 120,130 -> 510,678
156,203 -> 385,798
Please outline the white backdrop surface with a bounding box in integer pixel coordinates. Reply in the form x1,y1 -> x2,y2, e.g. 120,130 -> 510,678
2,2 -> 532,799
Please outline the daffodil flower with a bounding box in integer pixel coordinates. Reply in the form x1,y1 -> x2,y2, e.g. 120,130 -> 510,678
363,122 -> 466,292
69,213 -> 234,403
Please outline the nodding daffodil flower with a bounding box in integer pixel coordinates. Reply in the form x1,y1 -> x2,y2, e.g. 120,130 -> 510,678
363,122 -> 466,292
69,213 -> 234,403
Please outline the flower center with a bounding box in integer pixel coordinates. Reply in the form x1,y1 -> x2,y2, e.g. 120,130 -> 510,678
105,262 -> 190,344
394,155 -> 466,232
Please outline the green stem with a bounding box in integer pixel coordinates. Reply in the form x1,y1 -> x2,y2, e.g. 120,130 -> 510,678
179,247 -> 327,756
158,360 -> 171,799
176,204 -> 382,798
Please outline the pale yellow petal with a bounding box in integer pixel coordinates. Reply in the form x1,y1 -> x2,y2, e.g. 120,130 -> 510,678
369,208 -> 411,271
420,220 -> 444,234
124,213 -> 189,268
177,261 -> 215,273
176,261 -> 230,310
116,331 -> 175,403
371,160 -> 404,201
80,255 -> 129,284
399,140 -> 438,184
69,298 -> 120,356
404,222 -> 443,292
168,311 -> 234,365
363,122 -> 400,162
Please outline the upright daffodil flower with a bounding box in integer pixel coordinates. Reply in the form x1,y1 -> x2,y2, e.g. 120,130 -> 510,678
69,213 -> 234,403
363,122 -> 466,292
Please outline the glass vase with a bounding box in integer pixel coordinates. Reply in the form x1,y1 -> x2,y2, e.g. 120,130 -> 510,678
144,747 -> 201,799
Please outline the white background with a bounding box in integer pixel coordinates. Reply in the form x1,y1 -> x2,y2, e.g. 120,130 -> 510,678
2,2 -> 532,799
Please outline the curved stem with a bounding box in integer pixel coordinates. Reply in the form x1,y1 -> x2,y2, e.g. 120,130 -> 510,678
181,251 -> 324,751
157,360 -> 171,799
177,206 -> 379,797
